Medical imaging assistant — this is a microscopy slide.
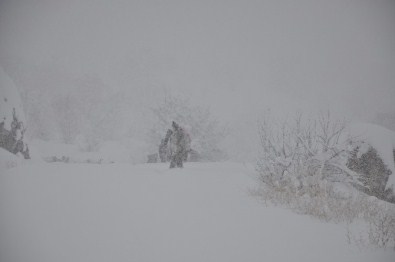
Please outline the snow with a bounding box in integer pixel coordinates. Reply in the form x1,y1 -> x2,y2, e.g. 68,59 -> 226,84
0,66 -> 26,130
0,148 -> 24,171
29,139 -> 80,158
348,123 -> 395,189
30,139 -> 149,164
0,162 -> 393,262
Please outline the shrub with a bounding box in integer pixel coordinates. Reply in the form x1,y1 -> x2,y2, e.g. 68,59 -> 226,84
255,112 -> 395,249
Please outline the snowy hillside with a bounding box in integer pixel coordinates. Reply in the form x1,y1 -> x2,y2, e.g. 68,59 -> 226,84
0,162 -> 393,262
348,123 -> 395,189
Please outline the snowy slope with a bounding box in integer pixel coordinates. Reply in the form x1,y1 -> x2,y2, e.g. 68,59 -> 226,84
0,66 -> 26,130
0,162 -> 393,262
348,123 -> 395,189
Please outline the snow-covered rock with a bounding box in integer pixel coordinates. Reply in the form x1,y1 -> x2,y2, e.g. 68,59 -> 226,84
347,123 -> 395,189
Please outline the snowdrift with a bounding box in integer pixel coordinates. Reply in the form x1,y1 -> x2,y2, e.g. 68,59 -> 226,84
0,162 -> 393,262
0,148 -> 24,171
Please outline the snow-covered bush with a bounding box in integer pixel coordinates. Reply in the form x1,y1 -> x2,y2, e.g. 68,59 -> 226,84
10,67 -> 123,148
346,197 -> 395,250
49,76 -> 124,147
255,112 -> 395,249
149,94 -> 227,162
257,112 -> 358,192
256,112 -> 358,221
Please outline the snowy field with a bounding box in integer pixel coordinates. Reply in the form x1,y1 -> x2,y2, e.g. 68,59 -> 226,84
0,162 -> 393,262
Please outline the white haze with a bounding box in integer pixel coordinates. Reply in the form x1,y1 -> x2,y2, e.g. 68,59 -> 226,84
0,0 -> 394,160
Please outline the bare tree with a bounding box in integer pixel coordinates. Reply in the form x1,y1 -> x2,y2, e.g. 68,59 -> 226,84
258,112 -> 359,191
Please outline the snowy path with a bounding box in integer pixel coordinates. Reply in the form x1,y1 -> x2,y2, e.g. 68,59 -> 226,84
0,162 -> 393,262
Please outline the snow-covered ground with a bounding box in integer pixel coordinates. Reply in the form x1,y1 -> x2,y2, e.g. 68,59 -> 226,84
0,162 -> 393,262
0,148 -> 24,172
29,139 -> 149,164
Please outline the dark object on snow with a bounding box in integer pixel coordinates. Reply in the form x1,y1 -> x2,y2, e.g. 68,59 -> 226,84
169,121 -> 190,168
159,129 -> 173,162
347,145 -> 394,203
0,108 -> 30,159
45,156 -> 70,163
153,122 -> 194,166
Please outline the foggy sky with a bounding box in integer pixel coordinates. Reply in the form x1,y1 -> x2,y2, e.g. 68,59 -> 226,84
1,0 -> 394,122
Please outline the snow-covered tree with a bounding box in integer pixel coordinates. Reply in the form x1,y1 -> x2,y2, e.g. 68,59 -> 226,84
0,66 -> 29,159
11,65 -> 124,149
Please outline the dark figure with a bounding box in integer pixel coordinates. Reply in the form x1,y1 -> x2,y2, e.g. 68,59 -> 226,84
169,121 -> 187,168
159,129 -> 173,162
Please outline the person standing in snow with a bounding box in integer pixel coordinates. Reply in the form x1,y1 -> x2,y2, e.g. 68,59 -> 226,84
169,121 -> 188,168
159,129 -> 173,162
